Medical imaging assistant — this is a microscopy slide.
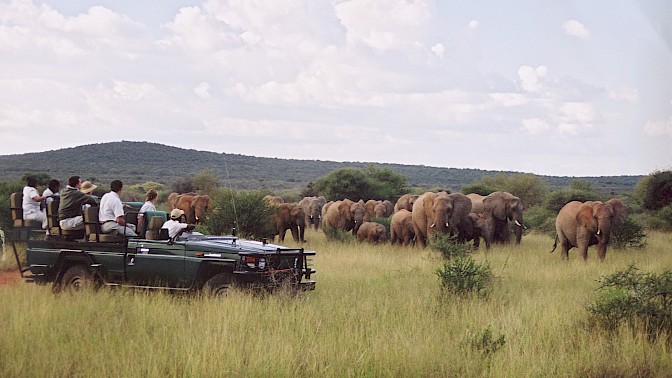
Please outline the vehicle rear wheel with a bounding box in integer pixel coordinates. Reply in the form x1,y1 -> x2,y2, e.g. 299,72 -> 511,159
204,273 -> 232,296
60,265 -> 96,291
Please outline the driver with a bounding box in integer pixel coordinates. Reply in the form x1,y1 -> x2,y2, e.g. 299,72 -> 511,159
162,209 -> 195,239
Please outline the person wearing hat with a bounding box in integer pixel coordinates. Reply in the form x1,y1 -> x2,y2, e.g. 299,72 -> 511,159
161,209 -> 195,239
59,175 -> 98,231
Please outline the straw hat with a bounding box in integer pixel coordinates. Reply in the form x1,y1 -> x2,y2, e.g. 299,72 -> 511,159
80,181 -> 97,195
170,208 -> 185,220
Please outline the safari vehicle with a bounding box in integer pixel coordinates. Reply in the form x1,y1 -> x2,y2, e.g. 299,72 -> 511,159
10,193 -> 316,293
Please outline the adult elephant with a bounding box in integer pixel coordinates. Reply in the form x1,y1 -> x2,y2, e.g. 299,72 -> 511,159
411,192 -> 471,248
466,193 -> 485,214
357,221 -> 387,244
298,196 -> 327,230
173,193 -> 212,224
272,203 -> 306,243
364,200 -> 382,222
478,191 -> 525,245
552,199 -> 627,261
263,195 -> 284,205
323,199 -> 366,235
390,209 -> 415,246
394,194 -> 419,213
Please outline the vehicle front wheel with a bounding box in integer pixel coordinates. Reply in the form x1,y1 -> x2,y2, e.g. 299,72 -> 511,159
204,273 -> 232,296
60,265 -> 97,292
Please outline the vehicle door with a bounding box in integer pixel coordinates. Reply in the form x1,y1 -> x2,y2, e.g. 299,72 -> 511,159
124,240 -> 185,288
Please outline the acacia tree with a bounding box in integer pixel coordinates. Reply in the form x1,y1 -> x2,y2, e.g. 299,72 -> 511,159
636,170 -> 672,211
313,166 -> 407,201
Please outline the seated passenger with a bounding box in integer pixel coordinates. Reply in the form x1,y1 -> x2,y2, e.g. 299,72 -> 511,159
22,176 -> 49,229
99,180 -> 137,237
138,189 -> 158,235
79,181 -> 97,210
59,175 -> 98,231
42,179 -> 60,207
162,209 -> 195,239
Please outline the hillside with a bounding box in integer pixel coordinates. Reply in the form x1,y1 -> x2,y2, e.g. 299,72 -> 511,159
0,141 -> 642,193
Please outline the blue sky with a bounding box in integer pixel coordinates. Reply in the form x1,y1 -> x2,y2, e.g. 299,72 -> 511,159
0,0 -> 670,176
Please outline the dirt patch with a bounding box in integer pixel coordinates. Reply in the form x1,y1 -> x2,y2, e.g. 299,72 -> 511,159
0,269 -> 21,285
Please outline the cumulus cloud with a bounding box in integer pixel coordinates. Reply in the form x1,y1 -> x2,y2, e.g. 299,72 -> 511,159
563,19 -> 591,39
469,20 -> 479,30
518,65 -> 548,92
520,118 -> 550,135
113,81 -> 156,100
644,116 -> 672,137
608,87 -> 639,103
431,43 -> 445,59
194,82 -> 211,99
556,102 -> 596,135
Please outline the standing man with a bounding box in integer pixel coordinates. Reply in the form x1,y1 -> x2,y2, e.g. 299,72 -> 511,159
59,175 -> 98,231
22,176 -> 48,229
99,180 -> 137,237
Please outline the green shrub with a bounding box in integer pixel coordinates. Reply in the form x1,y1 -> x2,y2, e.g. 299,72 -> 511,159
611,218 -> 647,250
469,326 -> 506,356
587,265 -> 672,339
0,181 -> 23,239
523,205 -> 556,235
429,233 -> 470,260
205,189 -> 275,240
436,256 -> 493,298
655,204 -> 672,230
544,188 -> 600,213
323,226 -> 355,243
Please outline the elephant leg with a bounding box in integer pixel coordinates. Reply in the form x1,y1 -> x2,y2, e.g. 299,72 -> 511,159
579,244 -> 589,261
290,225 -> 299,243
597,242 -> 607,261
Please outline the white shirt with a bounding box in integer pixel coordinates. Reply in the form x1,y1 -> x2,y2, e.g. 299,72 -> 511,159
99,191 -> 124,223
43,188 -> 58,205
139,201 -> 156,214
161,219 -> 189,238
22,186 -> 41,214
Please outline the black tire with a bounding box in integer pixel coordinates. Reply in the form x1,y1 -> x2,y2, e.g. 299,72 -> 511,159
204,273 -> 232,296
60,265 -> 96,291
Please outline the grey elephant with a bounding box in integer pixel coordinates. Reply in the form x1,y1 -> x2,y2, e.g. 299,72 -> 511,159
298,196 -> 327,230
411,191 -> 472,248
394,194 -> 419,212
463,213 -> 492,250
323,199 -> 366,235
272,203 -> 306,243
390,209 -> 415,246
551,199 -> 627,261
473,191 -> 525,245
357,221 -> 388,244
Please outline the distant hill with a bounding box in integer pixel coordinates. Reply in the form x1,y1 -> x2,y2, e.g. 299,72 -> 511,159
0,141 -> 642,193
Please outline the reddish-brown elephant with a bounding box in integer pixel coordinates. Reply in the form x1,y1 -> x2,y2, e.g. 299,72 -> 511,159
323,199 -> 366,235
170,193 -> 211,224
394,194 -> 419,212
390,209 -> 414,246
272,203 -> 306,243
356,221 -> 387,244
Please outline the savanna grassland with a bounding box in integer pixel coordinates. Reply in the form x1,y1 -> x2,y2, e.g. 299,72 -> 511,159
1,231 -> 671,377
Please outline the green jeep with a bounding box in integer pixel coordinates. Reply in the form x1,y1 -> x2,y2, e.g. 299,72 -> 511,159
12,196 -> 315,294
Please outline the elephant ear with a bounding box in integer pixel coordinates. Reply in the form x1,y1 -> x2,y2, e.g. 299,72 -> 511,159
484,195 -> 507,220
607,198 -> 628,229
577,203 -> 598,233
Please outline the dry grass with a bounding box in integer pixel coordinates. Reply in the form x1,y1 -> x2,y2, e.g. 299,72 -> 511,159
1,230 -> 671,377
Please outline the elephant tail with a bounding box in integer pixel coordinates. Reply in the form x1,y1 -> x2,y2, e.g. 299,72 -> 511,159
550,235 -> 558,253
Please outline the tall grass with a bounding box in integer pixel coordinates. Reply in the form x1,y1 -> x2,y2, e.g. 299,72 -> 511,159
1,230 -> 671,376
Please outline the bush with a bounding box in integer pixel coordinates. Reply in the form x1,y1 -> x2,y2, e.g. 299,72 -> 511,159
523,205 -> 556,235
544,188 -> 600,213
638,170 -> 672,211
468,326 -> 506,356
313,166 -> 407,201
429,233 -> 470,260
655,204 -> 672,230
205,189 -> 275,240
587,265 -> 672,339
0,181 -> 23,238
322,226 -> 355,243
611,218 -> 647,250
436,256 -> 493,298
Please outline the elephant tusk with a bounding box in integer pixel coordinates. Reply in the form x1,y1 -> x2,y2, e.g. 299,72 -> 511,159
597,229 -> 601,235
515,220 -> 522,227
445,222 -> 450,228
430,223 -> 435,228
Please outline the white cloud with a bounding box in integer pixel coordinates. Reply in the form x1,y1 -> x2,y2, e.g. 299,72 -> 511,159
518,65 -> 547,92
431,43 -> 445,59
489,93 -> 528,107
563,19 -> 591,39
556,102 -> 596,135
608,87 -> 639,103
469,20 -> 479,30
644,116 -> 672,137
112,81 -> 156,100
194,82 -> 211,99
520,118 -> 550,135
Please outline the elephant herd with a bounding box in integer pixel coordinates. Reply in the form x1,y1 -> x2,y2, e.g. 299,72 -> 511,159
167,190 -> 629,262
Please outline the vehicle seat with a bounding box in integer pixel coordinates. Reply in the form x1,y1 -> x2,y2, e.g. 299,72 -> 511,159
46,200 -> 83,240
10,192 -> 42,228
145,216 -> 165,240
83,206 -> 126,243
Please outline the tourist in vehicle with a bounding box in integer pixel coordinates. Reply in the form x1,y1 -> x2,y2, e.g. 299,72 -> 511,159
162,209 -> 195,239
99,180 -> 137,237
22,176 -> 49,229
79,181 -> 97,209
42,179 -> 60,206
137,189 -> 158,235
59,176 -> 98,231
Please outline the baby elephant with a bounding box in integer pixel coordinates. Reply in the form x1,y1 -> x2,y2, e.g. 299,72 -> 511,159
357,221 -> 388,244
